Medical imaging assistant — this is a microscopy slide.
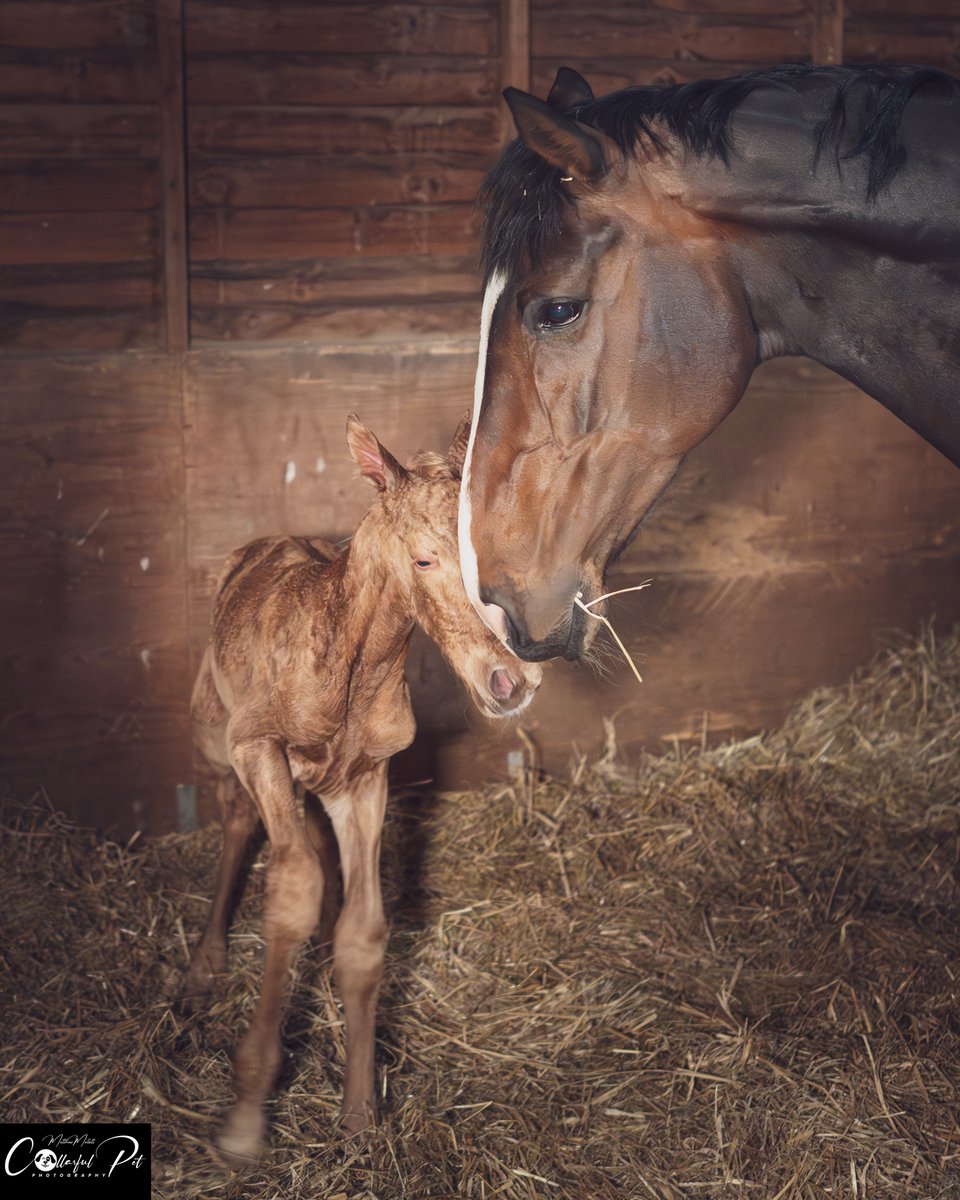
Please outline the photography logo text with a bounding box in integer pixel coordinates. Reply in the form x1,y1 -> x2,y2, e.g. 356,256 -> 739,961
1,1124 -> 150,1197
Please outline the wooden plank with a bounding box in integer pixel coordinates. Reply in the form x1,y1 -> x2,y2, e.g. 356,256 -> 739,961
190,298 -> 481,345
0,160 -> 157,211
500,0 -> 531,98
534,0 -> 806,10
188,154 -> 488,208
0,352 -> 191,835
0,263 -> 158,309
0,1 -> 155,50
0,50 -> 158,103
848,0 -> 960,16
157,0 -> 190,353
0,308 -> 161,351
189,204 -> 479,262
531,12 -> 810,63
188,253 -> 483,343
0,212 -> 156,265
186,2 -> 495,55
186,53 -> 498,106
189,253 -> 480,306
811,0 -> 845,65
0,104 -> 158,158
0,263 -> 160,353
189,103 -> 501,159
188,105 -> 502,158
844,23 -> 960,68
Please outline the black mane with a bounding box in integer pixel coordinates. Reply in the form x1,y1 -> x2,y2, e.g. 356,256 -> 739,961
479,63 -> 958,283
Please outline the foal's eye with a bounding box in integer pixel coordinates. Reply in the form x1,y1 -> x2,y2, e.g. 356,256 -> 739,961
537,299 -> 583,329
414,557 -> 437,571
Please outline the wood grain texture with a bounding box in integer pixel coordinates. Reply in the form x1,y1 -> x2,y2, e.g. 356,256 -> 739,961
158,0 -> 190,352
187,53 -> 499,106
0,104 -> 159,157
0,2 -> 155,51
189,204 -> 479,262
188,104 -> 502,158
189,253 -> 480,305
188,253 -> 482,344
0,353 -> 191,834
500,0 -> 531,96
0,212 -> 157,266
188,154 -> 488,208
0,160 -> 157,211
186,2 -> 496,56
0,51 -> 159,104
812,0 -> 845,65
531,9 -> 810,63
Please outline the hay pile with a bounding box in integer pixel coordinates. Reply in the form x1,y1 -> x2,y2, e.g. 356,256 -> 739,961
3,629 -> 960,1199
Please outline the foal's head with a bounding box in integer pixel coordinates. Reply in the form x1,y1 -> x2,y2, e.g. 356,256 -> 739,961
347,416 -> 542,718
460,67 -> 758,661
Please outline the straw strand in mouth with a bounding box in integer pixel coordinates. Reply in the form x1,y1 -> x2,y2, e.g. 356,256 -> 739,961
573,582 -> 652,685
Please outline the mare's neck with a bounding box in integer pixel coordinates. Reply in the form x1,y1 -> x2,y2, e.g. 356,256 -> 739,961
673,85 -> 960,463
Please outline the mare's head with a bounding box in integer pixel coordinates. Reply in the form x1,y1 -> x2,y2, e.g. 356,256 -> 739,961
347,415 -> 542,718
460,66 -> 759,661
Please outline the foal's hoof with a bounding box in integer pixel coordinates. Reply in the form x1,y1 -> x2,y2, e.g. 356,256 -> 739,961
178,947 -> 226,1013
337,1103 -> 376,1139
217,1102 -> 265,1165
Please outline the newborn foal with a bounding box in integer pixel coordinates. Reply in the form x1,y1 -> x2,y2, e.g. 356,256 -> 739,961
185,417 -> 541,1159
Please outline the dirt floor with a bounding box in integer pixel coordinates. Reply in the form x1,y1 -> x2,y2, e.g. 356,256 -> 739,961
3,628 -> 960,1199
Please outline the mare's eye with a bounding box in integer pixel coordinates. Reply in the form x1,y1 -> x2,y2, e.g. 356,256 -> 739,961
538,299 -> 583,329
414,557 -> 436,571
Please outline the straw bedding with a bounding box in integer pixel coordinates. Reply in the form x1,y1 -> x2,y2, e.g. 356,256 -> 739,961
3,628 -> 959,1199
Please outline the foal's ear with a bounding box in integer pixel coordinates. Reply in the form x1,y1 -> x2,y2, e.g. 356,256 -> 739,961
504,87 -> 618,184
546,66 -> 595,113
346,414 -> 407,493
447,412 -> 471,477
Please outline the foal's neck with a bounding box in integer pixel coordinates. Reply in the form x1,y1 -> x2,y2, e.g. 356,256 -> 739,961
339,515 -> 415,680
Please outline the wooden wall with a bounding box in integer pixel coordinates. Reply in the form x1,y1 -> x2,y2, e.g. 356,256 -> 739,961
2,1 -> 960,834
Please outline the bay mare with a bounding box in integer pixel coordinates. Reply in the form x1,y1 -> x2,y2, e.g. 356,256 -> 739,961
459,65 -> 960,661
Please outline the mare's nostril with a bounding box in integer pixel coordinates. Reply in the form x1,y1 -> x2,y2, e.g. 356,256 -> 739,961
490,668 -> 517,702
480,588 -> 522,649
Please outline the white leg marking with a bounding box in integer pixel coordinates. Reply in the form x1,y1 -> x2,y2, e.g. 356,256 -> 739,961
458,270 -> 510,644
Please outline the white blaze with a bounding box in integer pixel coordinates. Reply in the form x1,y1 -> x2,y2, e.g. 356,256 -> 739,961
458,268 -> 511,646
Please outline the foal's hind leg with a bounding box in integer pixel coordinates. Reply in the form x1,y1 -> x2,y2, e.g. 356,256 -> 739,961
219,735 -> 326,1162
182,772 -> 262,1007
324,763 -> 389,1136
303,789 -> 340,951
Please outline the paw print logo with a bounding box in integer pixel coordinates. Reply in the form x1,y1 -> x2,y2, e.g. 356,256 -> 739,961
34,1149 -> 58,1172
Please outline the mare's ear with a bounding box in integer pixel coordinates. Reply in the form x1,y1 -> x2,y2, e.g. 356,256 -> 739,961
346,414 -> 408,493
504,86 -> 618,183
546,66 -> 594,112
447,412 -> 471,476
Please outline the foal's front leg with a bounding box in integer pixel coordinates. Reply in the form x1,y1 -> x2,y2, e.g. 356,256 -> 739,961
219,735 -> 326,1162
323,763 -> 389,1136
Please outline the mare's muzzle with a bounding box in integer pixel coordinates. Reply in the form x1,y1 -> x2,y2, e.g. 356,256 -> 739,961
480,584 -> 587,662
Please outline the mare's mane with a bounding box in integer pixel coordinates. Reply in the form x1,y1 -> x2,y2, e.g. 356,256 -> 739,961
480,63 -> 958,283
